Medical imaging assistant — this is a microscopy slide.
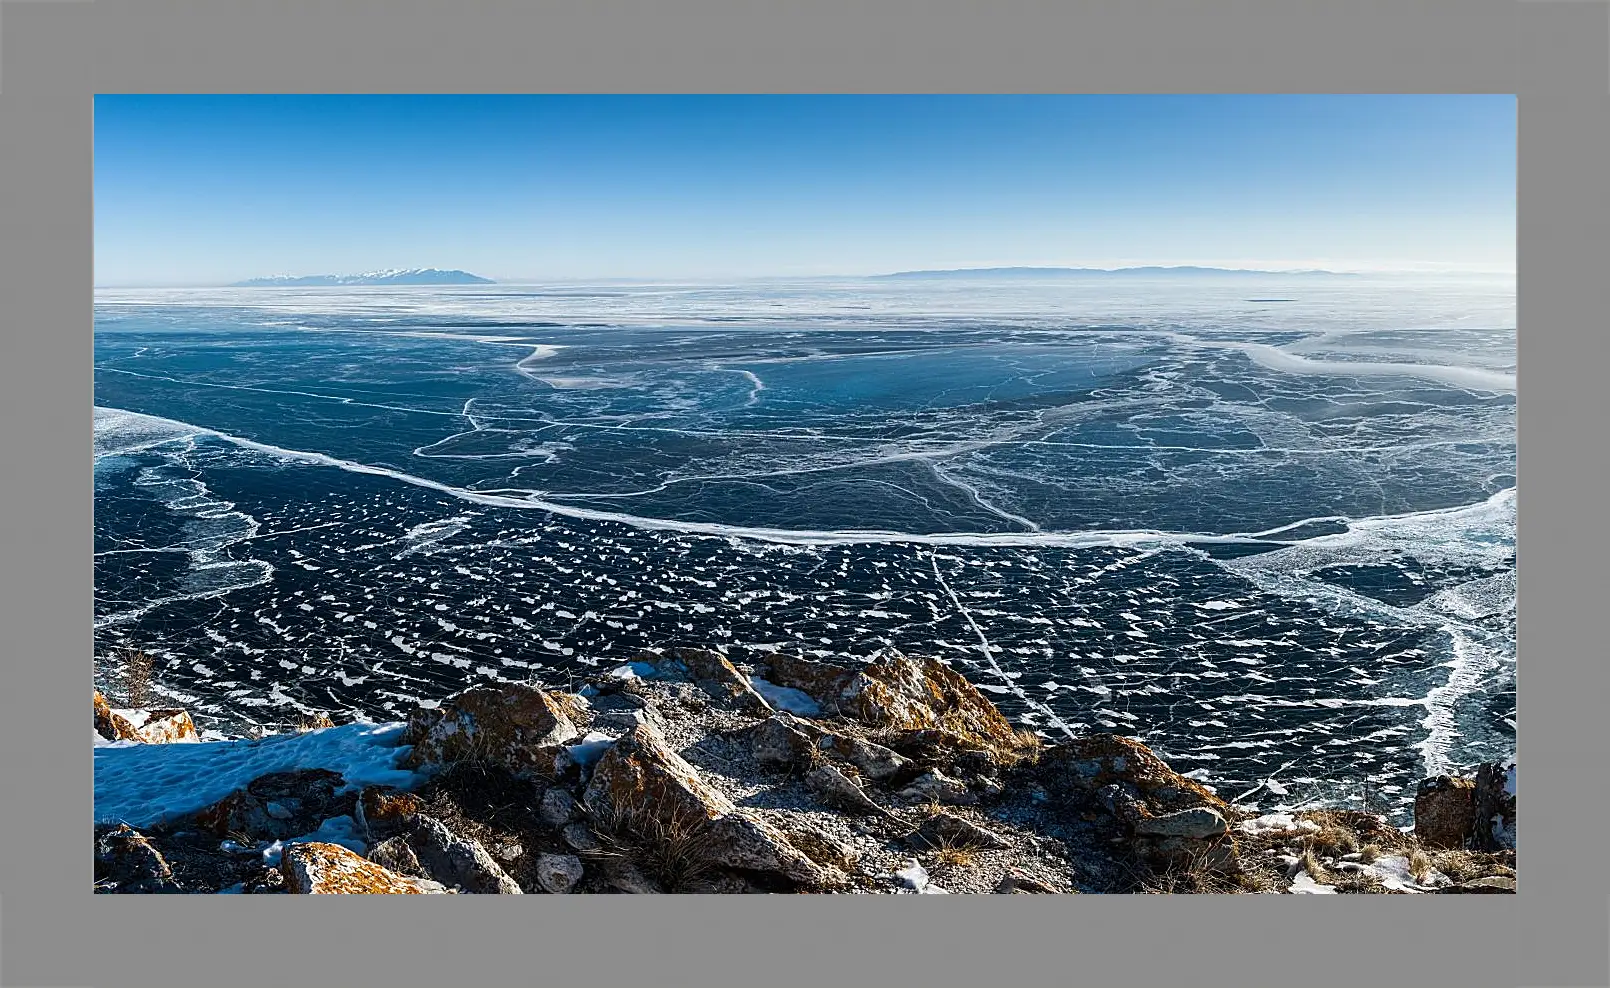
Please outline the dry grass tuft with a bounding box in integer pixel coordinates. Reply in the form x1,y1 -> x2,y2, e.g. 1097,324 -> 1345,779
1408,849 -> 1434,884
583,797 -> 721,893
1297,848 -> 1327,883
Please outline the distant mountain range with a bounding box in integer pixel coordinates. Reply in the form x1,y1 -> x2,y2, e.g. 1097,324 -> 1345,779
873,266 -> 1359,279
232,268 -> 495,287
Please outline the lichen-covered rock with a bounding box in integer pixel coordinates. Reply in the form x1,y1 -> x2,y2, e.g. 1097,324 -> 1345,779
101,706 -> 199,745
95,824 -> 179,893
665,646 -> 772,713
402,683 -> 580,778
1414,775 -> 1477,850
193,769 -> 351,842
93,691 -> 118,741
535,852 -> 585,893
281,842 -> 446,894
584,723 -> 838,886
843,653 -> 1021,749
1036,734 -> 1227,817
356,785 -> 424,838
751,652 -> 859,706
405,815 -> 523,894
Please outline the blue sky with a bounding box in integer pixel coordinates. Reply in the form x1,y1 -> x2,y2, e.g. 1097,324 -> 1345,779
93,95 -> 1515,286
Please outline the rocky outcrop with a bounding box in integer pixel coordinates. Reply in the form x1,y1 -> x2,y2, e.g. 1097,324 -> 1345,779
356,785 -> 425,839
281,842 -> 449,894
1413,775 -> 1477,850
660,647 -> 772,713
95,824 -> 180,893
912,811 -> 1011,851
402,682 -> 581,778
93,644 -> 1516,896
1412,761 -> 1516,852
94,691 -> 117,740
93,691 -> 199,745
584,723 -> 839,887
804,764 -> 890,818
1035,734 -> 1237,871
753,651 -> 1025,756
404,815 -> 523,894
194,769 -> 353,842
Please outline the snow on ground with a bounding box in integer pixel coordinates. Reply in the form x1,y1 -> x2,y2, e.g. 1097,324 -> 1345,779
564,731 -> 617,769
94,722 -> 420,829
749,677 -> 822,716
1365,854 -> 1449,892
1289,869 -> 1337,894
258,814 -> 369,866
1236,812 -> 1321,836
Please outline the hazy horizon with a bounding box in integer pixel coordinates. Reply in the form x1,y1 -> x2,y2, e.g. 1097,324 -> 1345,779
94,95 -> 1515,288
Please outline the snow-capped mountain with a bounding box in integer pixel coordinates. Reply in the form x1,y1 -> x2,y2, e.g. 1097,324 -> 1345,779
232,268 -> 495,287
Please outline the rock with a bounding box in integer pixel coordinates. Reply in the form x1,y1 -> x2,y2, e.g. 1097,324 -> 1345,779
585,723 -> 836,886
401,682 -> 581,779
1472,761 -> 1516,852
367,836 -> 424,877
1132,806 -> 1229,840
603,859 -> 663,894
912,812 -> 1011,851
101,706 -> 199,744
819,733 -> 912,782
665,646 -> 772,713
561,823 -> 602,854
841,653 -> 1021,752
93,691 -> 118,741
777,822 -> 859,873
535,852 -> 585,893
751,714 -> 820,770
193,769 -> 351,842
1036,734 -> 1228,818
804,764 -> 889,817
281,842 -> 447,894
490,840 -> 524,864
751,653 -> 858,710
1144,834 -> 1240,873
894,859 -> 930,891
994,869 -> 1063,894
95,824 -> 179,893
242,865 -> 286,894
1438,875 -> 1516,894
1414,774 -> 1477,850
356,785 -> 424,838
899,769 -> 977,805
593,709 -> 654,732
539,787 -> 582,827
405,815 -> 524,894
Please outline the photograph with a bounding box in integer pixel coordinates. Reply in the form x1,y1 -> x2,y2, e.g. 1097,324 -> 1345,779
92,93 -> 1516,895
